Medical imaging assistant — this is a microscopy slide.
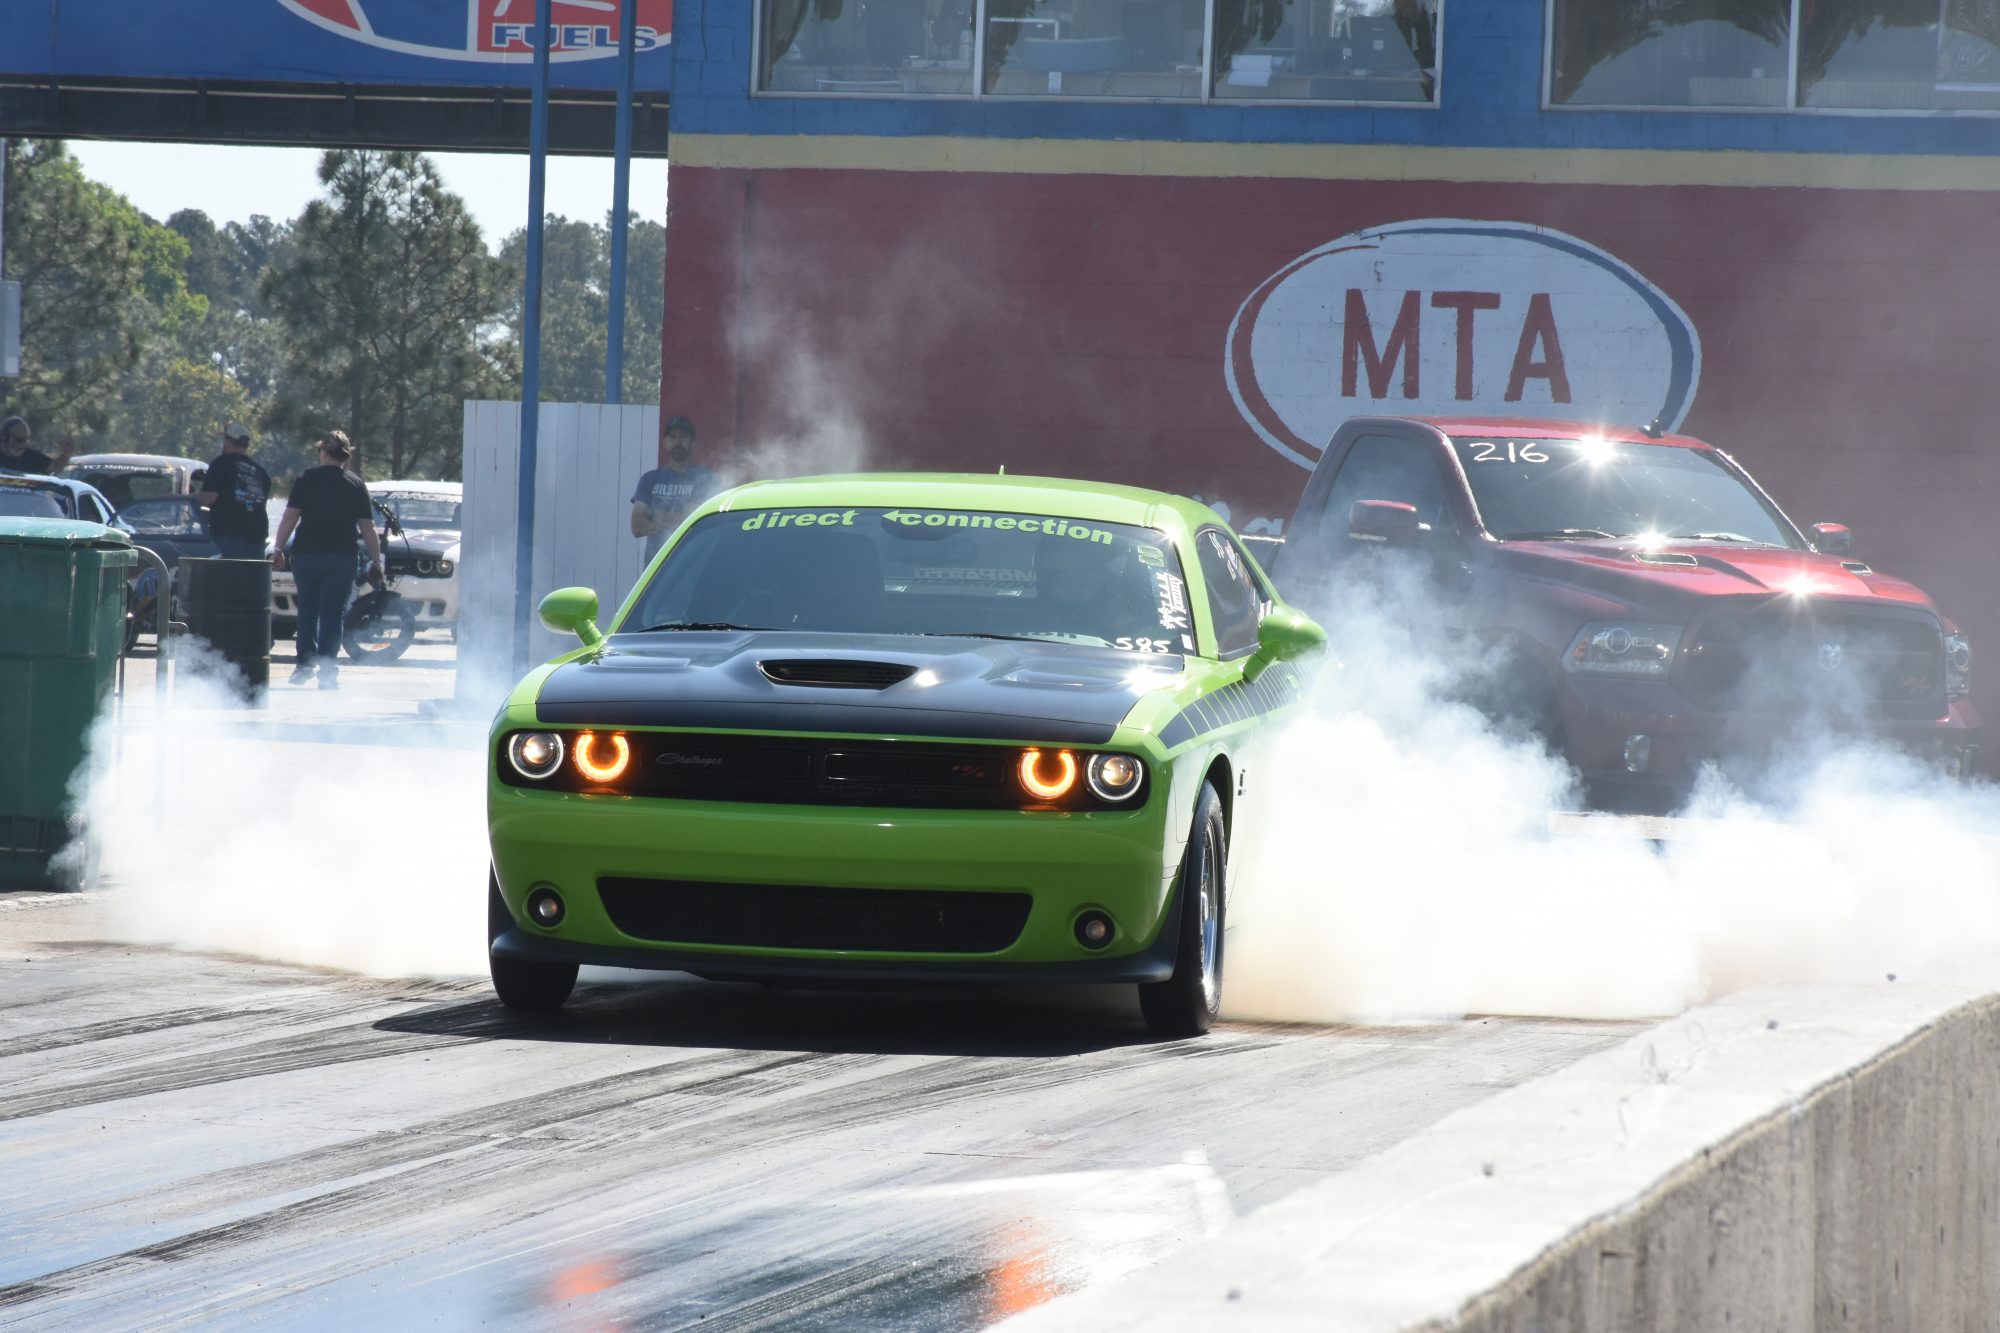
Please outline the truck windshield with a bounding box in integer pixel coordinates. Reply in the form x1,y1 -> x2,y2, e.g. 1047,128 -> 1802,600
1452,437 -> 1802,549
627,506 -> 1195,654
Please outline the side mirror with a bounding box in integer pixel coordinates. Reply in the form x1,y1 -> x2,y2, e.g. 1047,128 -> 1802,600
1244,607 -> 1327,681
1810,522 -> 1853,556
539,586 -> 605,648
1349,499 -> 1425,546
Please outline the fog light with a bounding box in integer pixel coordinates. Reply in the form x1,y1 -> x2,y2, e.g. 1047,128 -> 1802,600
1623,734 -> 1652,774
1075,911 -> 1115,950
526,885 -> 566,928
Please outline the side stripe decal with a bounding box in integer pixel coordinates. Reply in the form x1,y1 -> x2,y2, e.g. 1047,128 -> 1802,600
1157,662 -> 1312,749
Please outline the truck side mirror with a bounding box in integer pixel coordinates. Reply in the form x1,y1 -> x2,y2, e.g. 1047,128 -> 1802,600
1349,499 -> 1425,546
1810,522 -> 1853,556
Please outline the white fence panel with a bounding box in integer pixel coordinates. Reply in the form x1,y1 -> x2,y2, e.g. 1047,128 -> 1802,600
458,400 -> 659,702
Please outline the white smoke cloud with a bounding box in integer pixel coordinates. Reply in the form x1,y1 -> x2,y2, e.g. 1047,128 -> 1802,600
1224,575 -> 2000,1024
63,641 -> 489,977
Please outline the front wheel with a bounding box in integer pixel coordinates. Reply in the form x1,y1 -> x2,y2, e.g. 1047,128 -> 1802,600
488,877 -> 577,1012
1139,782 -> 1227,1038
342,589 -> 418,662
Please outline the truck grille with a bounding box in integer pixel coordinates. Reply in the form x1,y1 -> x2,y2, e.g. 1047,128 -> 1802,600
598,878 -> 1032,953
594,733 -> 1019,808
1679,605 -> 1946,718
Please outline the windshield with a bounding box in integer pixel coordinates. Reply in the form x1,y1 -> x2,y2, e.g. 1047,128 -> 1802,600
627,506 -> 1196,653
375,493 -> 460,530
67,470 -> 176,508
0,482 -> 69,519
1452,437 -> 1802,548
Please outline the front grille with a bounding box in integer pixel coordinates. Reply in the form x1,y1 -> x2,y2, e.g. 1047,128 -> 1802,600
585,733 -> 1019,807
598,878 -> 1031,953
1680,605 -> 1945,718
760,659 -> 916,689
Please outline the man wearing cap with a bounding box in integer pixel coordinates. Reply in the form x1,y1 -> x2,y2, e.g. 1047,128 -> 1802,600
0,416 -> 73,476
198,422 -> 274,559
630,415 -> 721,563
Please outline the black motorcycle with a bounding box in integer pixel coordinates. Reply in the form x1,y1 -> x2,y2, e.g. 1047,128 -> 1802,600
341,501 -> 421,663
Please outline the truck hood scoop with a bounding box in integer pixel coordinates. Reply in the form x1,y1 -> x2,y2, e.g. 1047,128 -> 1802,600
759,658 -> 916,689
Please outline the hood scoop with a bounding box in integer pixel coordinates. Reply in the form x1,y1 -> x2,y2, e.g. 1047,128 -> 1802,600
760,658 -> 917,690
1633,551 -> 1700,567
1841,560 -> 1875,575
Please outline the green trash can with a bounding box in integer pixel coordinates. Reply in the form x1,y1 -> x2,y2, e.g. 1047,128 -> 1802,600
0,518 -> 136,888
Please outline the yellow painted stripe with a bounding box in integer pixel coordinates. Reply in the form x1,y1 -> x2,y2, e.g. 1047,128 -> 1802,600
671,132 -> 2000,191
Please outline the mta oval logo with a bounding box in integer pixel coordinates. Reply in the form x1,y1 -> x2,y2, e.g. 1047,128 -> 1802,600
277,0 -> 672,61
1226,219 -> 1702,469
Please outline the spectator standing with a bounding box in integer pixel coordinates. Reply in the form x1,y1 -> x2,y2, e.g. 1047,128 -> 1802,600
0,416 -> 73,476
271,430 -> 383,690
197,423 -> 273,558
630,415 -> 721,562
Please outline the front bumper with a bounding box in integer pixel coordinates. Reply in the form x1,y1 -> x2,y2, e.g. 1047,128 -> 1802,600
270,570 -> 457,627
488,784 -> 1182,979
1558,675 -> 1982,783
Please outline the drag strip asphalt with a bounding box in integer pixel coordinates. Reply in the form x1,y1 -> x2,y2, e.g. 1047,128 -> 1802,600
0,894 -> 1641,1330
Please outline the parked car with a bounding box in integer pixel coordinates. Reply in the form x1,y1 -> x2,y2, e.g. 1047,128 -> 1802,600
1274,416 -> 1980,793
61,454 -> 206,509
0,469 -> 126,527
485,473 -> 1325,1036
2,470 -> 207,648
269,479 -> 460,638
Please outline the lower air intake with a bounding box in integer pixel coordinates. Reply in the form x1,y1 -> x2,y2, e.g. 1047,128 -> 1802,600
598,878 -> 1031,953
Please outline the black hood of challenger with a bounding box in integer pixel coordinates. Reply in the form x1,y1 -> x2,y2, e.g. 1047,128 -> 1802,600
533,632 -> 1182,744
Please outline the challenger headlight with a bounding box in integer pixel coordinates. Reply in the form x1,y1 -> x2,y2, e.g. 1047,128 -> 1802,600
1947,632 -> 1972,699
1086,753 -> 1144,802
437,558 -> 455,577
507,731 -> 565,780
573,731 -> 632,783
1564,622 -> 1683,677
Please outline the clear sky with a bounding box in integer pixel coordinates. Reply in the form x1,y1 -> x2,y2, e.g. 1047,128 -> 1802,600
65,141 -> 669,250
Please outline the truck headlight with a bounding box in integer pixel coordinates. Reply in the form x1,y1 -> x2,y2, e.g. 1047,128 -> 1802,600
1563,622 -> 1683,678
1947,632 -> 1972,699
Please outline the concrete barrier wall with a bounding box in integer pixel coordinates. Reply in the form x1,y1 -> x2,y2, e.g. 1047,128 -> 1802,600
1001,983 -> 2000,1332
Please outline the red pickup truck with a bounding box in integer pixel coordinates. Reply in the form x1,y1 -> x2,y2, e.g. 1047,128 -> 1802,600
1273,416 -> 1979,793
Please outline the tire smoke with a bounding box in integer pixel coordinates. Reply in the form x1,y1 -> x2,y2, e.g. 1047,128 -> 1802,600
1224,578 -> 2000,1023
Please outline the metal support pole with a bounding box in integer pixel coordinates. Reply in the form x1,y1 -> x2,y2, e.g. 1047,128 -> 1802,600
606,0 -> 637,405
513,0 -> 554,673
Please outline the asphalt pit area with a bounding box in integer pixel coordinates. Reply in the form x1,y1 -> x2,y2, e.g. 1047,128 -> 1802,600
0,901 -> 1639,1329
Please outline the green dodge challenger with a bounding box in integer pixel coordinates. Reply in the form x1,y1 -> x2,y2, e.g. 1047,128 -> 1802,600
487,474 -> 1324,1035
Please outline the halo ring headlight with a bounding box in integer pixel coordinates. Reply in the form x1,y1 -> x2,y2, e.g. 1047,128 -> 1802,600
507,731 -> 565,780
1086,753 -> 1144,802
573,731 -> 632,784
1018,748 -> 1078,801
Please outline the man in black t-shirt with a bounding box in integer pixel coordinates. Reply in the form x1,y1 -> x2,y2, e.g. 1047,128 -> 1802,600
197,423 -> 273,558
271,430 -> 384,688
0,416 -> 73,476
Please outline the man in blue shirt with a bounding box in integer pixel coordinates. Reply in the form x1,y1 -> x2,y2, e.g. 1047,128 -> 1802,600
629,415 -> 720,562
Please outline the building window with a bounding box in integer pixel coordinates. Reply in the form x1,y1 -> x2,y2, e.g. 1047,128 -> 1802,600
1803,0 -> 2000,109
983,0 -> 1205,98
1550,0 -> 1789,108
761,0 -> 977,95
756,0 -> 1443,102
1550,0 -> 2000,111
1213,0 -> 1437,102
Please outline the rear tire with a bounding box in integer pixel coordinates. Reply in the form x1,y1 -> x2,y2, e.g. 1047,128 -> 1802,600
487,877 -> 577,1012
1140,782 -> 1227,1038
